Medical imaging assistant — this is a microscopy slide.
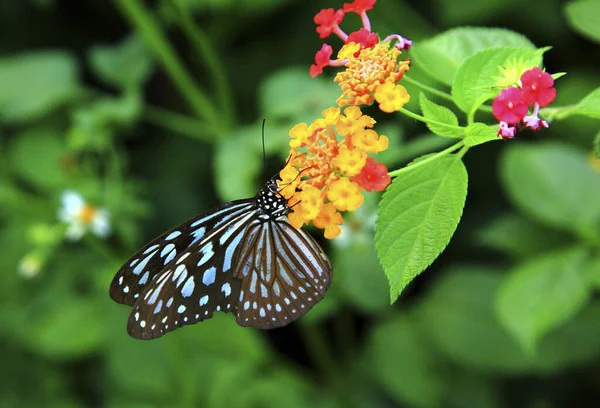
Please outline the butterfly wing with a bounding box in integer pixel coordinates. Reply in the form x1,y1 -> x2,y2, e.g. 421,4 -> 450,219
234,217 -> 332,329
125,202 -> 262,340
109,199 -> 254,306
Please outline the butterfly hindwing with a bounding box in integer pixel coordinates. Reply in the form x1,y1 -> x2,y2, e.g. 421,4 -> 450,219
109,200 -> 254,306
235,217 -> 332,329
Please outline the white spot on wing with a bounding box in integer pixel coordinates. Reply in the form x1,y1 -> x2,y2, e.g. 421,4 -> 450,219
199,295 -> 209,306
221,282 -> 231,297
165,230 -> 181,240
177,305 -> 186,314
202,266 -> 216,286
181,276 -> 195,298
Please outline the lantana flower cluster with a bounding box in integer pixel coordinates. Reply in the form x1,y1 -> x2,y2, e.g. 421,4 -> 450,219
492,67 -> 557,139
277,106 -> 390,239
310,0 -> 412,113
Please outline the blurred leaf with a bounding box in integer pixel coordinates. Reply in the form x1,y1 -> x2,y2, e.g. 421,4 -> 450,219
500,143 -> 600,238
260,67 -> 340,123
452,47 -> 543,114
68,92 -> 142,151
463,123 -> 500,147
333,231 -> 388,313
163,0 -> 288,14
587,255 -> 600,289
367,316 -> 448,408
534,300 -> 600,373
496,247 -> 590,353
556,87 -> 600,120
564,0 -> 600,43
595,132 -> 600,159
434,0 -> 522,24
214,124 -> 263,201
419,93 -> 463,138
105,321 -> 173,400
89,35 -> 154,90
411,27 -> 534,85
416,265 -> 531,374
478,212 -> 571,258
9,127 -> 67,191
28,297 -> 106,359
376,156 -> 468,302
0,51 -> 80,123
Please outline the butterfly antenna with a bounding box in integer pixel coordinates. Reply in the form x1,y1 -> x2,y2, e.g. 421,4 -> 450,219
261,118 -> 267,181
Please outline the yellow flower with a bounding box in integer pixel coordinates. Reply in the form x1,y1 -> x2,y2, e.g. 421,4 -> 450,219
289,123 -> 310,148
334,43 -> 410,109
374,81 -> 410,113
353,129 -> 389,153
334,145 -> 367,177
337,42 -> 360,60
327,178 -> 364,212
313,203 -> 344,239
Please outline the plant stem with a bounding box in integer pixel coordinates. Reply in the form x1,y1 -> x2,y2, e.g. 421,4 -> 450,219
403,75 -> 453,102
388,141 -> 464,178
143,105 -> 217,142
113,0 -> 220,129
170,1 -> 235,127
399,107 -> 464,131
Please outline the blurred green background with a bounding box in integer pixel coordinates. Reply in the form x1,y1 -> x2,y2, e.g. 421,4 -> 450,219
1,0 -> 600,407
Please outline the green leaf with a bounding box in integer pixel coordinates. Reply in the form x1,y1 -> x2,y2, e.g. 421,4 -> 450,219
214,124 -> 263,201
564,0 -> 600,43
419,93 -> 463,138
594,132 -> 600,159
376,156 -> 468,302
556,87 -> 600,120
587,256 -> 600,289
333,231 -> 389,313
496,247 -> 591,353
463,122 -> 500,146
28,298 -> 106,358
478,213 -> 571,258
411,27 -> 535,85
500,143 -> 600,238
367,317 -> 448,407
534,301 -> 600,373
9,127 -> 67,191
89,35 -> 153,89
452,47 -> 542,114
416,266 -> 531,374
0,51 -> 79,123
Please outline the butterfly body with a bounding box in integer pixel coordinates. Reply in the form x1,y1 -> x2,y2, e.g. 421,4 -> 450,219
110,177 -> 332,339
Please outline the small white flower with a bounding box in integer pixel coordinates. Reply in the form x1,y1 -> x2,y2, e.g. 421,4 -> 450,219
57,190 -> 111,241
18,254 -> 42,278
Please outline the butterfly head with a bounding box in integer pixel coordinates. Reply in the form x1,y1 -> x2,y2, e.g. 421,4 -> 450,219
256,177 -> 289,218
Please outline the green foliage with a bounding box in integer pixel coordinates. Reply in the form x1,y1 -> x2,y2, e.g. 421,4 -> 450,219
376,156 -> 468,301
564,0 -> 600,43
411,27 -> 534,85
0,51 -> 80,123
419,93 -> 462,138
2,1 -> 600,407
463,123 -> 499,146
495,247 -> 591,353
501,143 -> 600,238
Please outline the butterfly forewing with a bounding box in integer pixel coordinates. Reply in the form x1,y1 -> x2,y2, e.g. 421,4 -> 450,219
235,218 -> 332,329
109,200 -> 254,306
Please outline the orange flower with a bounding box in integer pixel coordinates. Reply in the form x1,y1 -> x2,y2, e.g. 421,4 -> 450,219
373,81 -> 410,112
335,42 -> 410,109
277,106 -> 390,239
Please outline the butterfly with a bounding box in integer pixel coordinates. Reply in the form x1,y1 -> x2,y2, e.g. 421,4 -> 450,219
109,176 -> 332,339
